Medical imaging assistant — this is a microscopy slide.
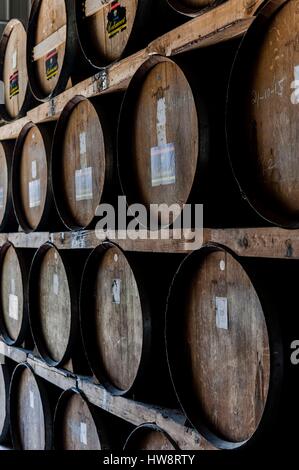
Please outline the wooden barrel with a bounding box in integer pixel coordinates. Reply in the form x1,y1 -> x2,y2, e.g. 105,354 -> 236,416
29,243 -> 87,371
167,0 -> 223,17
12,122 -> 57,233
26,0 -> 77,101
0,19 -> 32,121
76,0 -> 175,68
0,363 -> 11,445
0,141 -> 18,232
166,245 -> 285,450
117,56 -> 208,226
124,424 -> 179,450
54,389 -> 110,450
0,243 -> 34,347
227,0 -> 299,228
80,244 -> 148,396
52,96 -> 113,230
9,363 -> 53,450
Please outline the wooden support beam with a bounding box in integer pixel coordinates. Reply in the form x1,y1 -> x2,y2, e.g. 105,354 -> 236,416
33,25 -> 67,61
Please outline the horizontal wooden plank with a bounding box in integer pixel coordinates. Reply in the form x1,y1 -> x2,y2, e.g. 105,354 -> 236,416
0,0 -> 267,140
33,25 -> 67,61
2,228 -> 299,258
0,341 -> 211,450
85,0 -> 113,18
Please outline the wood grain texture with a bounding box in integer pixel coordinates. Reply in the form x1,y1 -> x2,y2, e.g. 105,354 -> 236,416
178,250 -> 270,443
0,144 -> 9,226
60,98 -> 106,228
34,0 -> 67,96
128,59 -> 198,225
92,246 -> 143,391
0,246 -> 24,343
17,125 -> 48,231
1,20 -> 28,119
37,247 -> 72,363
81,0 -> 138,64
56,392 -> 102,450
12,366 -> 46,450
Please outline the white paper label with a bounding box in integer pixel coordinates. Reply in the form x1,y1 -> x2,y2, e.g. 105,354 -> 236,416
53,273 -> 59,296
80,422 -> 87,445
220,260 -> 226,271
75,167 -> 93,201
0,187 -> 4,209
29,179 -> 41,208
151,143 -> 176,187
12,51 -> 17,69
112,279 -> 121,304
216,297 -> 228,330
31,160 -> 37,179
156,97 -> 167,147
9,294 -> 19,321
29,391 -> 34,409
294,66 -> 299,104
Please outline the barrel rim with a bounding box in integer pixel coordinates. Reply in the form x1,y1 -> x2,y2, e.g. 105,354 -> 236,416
0,141 -> 17,232
226,0 -> 294,228
0,363 -> 11,444
26,0 -> 77,102
28,242 -> 79,368
117,54 -> 209,226
53,387 -> 109,450
12,121 -> 53,233
166,0 -> 224,17
165,243 -> 284,450
51,94 -> 111,231
0,242 -> 30,347
0,19 -> 33,122
80,241 -> 152,397
9,362 -> 53,450
75,0 -> 153,68
123,422 -> 180,450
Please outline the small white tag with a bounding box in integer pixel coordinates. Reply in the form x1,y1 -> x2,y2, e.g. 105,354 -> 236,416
29,179 -> 41,208
151,143 -> 176,187
31,160 -> 37,179
114,254 -> 118,263
220,260 -> 226,271
29,391 -> 34,409
216,297 -> 228,330
12,51 -> 17,69
53,273 -> 59,296
11,279 -> 15,295
80,422 -> 87,445
75,167 -> 93,201
0,187 -> 4,209
112,279 -> 121,304
9,294 -> 18,321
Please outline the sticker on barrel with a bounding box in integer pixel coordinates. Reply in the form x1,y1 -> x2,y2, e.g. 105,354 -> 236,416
151,143 -> 176,187
9,71 -> 19,99
75,167 -> 93,201
45,49 -> 59,81
9,294 -> 19,321
29,179 -> 41,209
107,1 -> 127,39
215,297 -> 229,330
112,279 -> 121,304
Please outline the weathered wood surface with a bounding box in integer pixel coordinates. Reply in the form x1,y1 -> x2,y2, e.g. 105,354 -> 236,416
0,0 -> 267,140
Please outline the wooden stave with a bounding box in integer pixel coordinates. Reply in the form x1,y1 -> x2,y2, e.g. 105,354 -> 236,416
53,388 -> 111,450
0,243 -> 35,348
51,94 -> 115,231
0,141 -> 18,233
28,242 -> 88,371
26,0 -> 78,102
165,244 -> 285,450
9,362 -> 53,450
226,0 -> 295,228
123,423 -> 179,450
117,54 -> 210,227
11,121 -> 59,233
0,362 -> 12,445
0,19 -> 34,122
